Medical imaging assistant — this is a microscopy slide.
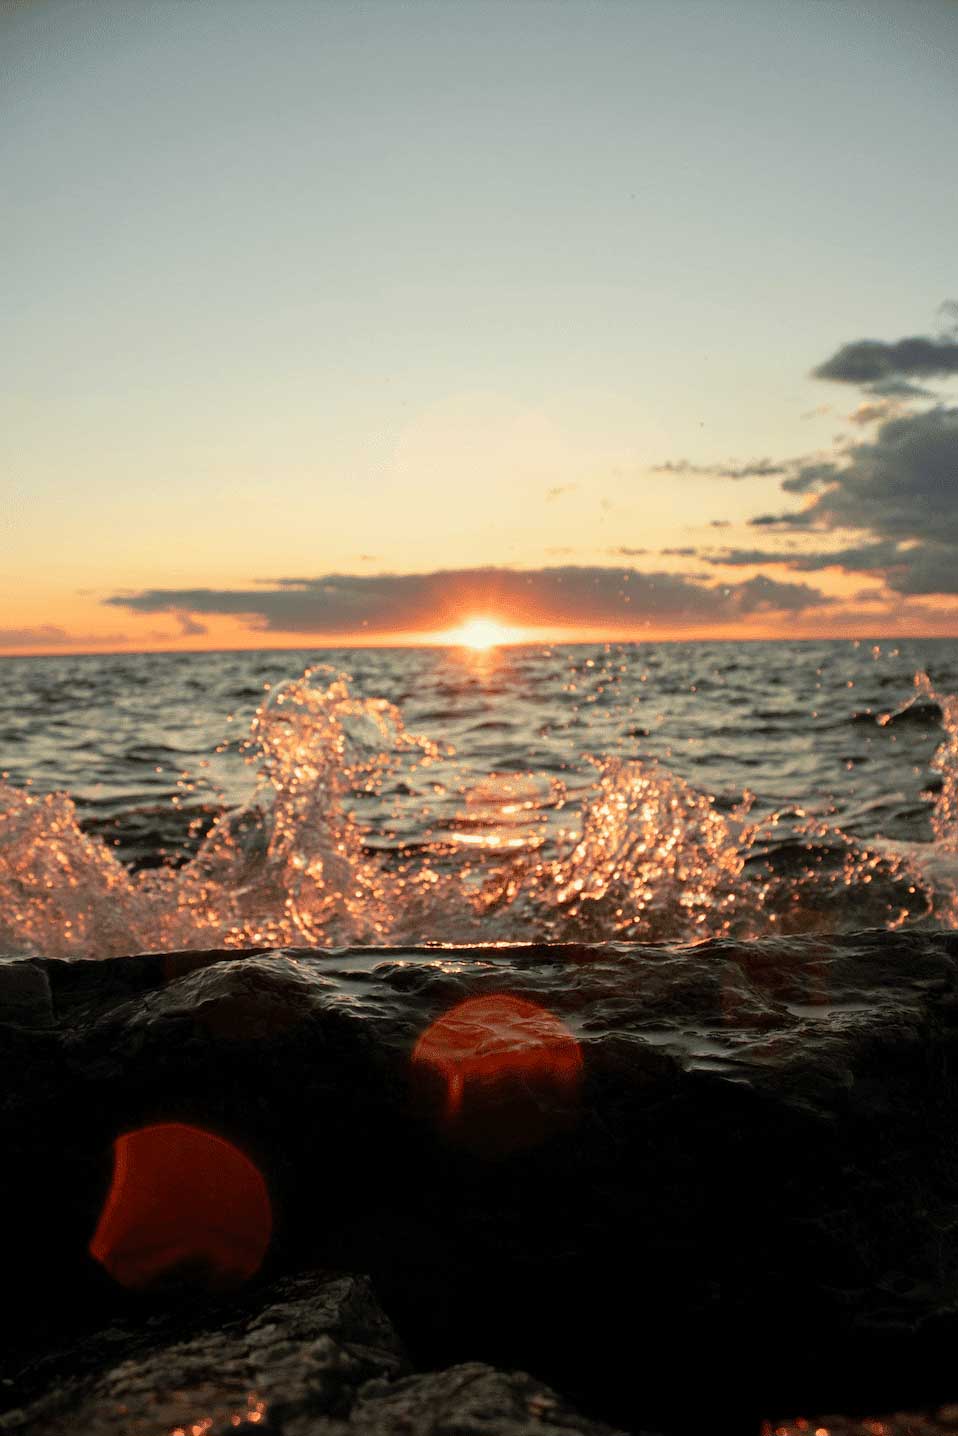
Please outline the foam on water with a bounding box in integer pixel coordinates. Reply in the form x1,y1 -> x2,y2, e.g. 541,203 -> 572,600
1,665 -> 956,958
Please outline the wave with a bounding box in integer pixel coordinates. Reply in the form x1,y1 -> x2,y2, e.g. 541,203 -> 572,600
1,667 -> 956,959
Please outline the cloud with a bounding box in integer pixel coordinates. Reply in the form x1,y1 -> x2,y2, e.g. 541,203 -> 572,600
812,335 -> 958,388
636,308 -> 958,609
0,625 -> 129,650
750,509 -> 817,527
713,406 -> 958,596
706,540 -> 902,574
866,376 -> 934,398
104,564 -> 833,636
780,460 -> 840,494
651,457 -> 786,479
727,574 -> 834,613
771,407 -> 958,545
847,398 -> 901,426
173,611 -> 208,637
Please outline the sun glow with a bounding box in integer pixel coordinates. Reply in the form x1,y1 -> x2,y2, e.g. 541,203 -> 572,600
442,617 -> 523,650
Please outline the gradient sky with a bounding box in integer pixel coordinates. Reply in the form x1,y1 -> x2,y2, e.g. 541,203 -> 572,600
4,0 -> 958,651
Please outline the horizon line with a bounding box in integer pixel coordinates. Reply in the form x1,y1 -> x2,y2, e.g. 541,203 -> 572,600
2,632 -> 954,661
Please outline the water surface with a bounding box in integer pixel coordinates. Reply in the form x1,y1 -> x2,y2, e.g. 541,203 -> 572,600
2,638 -> 956,956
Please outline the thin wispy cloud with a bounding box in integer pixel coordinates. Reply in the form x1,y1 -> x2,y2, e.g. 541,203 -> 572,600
651,458 -> 787,479
0,625 -> 129,649
938,300 -> 958,336
847,398 -> 901,426
749,510 -> 817,528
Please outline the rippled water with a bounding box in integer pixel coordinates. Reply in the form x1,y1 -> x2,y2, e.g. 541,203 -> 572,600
2,638 -> 957,956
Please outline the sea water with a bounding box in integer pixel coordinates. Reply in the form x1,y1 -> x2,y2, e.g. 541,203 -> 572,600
2,638 -> 956,957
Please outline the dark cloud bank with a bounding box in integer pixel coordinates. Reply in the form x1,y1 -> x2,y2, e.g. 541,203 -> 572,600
812,335 -> 958,394
717,404 -> 958,596
701,307 -> 958,604
105,567 -> 831,636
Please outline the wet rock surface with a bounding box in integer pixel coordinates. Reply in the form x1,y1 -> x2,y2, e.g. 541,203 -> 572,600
4,932 -> 958,1434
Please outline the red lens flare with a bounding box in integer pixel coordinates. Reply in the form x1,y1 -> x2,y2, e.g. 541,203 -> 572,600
411,994 -> 583,1156
89,1122 -> 272,1291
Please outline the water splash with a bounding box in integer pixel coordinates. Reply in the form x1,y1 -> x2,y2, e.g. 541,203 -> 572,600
0,665 -> 953,959
891,672 -> 958,927
919,671 -> 958,851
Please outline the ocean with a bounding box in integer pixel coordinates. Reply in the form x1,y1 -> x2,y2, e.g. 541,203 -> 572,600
2,637 -> 957,958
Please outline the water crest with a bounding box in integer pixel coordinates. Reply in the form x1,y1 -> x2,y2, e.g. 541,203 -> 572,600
1,657 -> 956,959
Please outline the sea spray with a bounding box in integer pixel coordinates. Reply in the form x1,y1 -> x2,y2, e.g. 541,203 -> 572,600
1,661 -> 953,959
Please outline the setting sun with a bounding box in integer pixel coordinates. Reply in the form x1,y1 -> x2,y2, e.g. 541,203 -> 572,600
443,617 -> 523,650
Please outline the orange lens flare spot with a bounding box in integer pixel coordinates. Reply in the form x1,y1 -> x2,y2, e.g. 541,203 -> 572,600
411,994 -> 583,1155
89,1122 -> 272,1291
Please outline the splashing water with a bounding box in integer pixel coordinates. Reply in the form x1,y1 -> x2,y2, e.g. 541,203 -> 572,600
920,672 -> 958,852
888,672 -> 958,928
1,663 -> 955,959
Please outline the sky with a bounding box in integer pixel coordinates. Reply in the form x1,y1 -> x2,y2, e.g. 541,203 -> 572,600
4,0 -> 958,652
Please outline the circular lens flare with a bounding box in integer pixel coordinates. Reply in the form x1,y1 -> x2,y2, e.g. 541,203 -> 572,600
411,994 -> 583,1155
89,1122 -> 272,1291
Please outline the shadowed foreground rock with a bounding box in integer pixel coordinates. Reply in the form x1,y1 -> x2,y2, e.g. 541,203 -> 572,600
3,932 -> 958,1434
0,1269 -> 626,1436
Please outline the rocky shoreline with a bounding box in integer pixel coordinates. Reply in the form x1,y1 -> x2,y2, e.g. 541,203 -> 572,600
4,932 -> 958,1434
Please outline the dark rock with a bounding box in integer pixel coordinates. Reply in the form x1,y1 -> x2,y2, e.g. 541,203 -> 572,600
351,1363 -> 631,1436
4,933 -> 958,1433
0,1271 -> 399,1434
0,956 -> 52,1027
0,1268 -> 624,1436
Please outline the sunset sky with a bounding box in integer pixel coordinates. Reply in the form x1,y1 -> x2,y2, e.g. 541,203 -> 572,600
4,0 -> 958,653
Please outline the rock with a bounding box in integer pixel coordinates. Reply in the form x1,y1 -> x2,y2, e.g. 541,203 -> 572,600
4,933 -> 958,1433
0,1268 -> 624,1436
351,1363 -> 631,1436
0,1271 -> 399,1434
0,955 -> 52,1026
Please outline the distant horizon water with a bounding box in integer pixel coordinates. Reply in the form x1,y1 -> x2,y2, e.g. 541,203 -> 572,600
6,632 -> 958,661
